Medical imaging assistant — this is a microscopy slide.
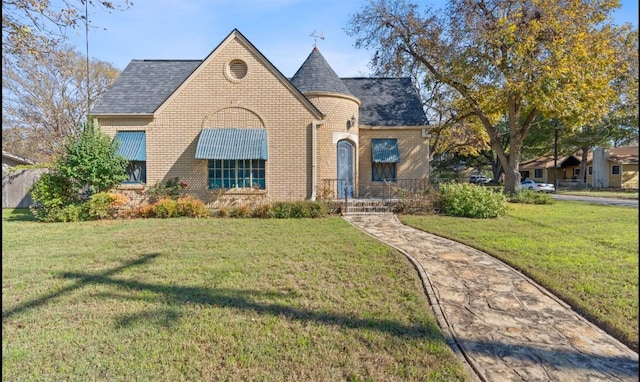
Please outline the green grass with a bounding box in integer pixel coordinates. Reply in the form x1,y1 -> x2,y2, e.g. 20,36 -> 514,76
557,189 -> 639,200
2,210 -> 468,381
400,201 -> 639,352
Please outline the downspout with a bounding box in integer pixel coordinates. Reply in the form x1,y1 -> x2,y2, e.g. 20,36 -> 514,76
311,120 -> 323,201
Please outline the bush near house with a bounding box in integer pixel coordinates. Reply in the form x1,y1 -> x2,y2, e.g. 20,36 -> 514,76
508,190 -> 555,205
29,120 -> 127,222
438,183 -> 508,218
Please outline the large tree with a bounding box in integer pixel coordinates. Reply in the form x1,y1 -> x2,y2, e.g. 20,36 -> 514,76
2,44 -> 120,162
348,0 -> 628,193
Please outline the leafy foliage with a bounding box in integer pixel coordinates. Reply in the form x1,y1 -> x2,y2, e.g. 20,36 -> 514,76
56,120 -> 128,195
87,192 -> 128,220
212,200 -> 329,219
508,190 -> 555,205
146,177 -> 188,202
29,120 -> 127,222
29,172 -> 77,222
126,195 -> 209,219
438,183 -> 507,218
347,0 -> 629,193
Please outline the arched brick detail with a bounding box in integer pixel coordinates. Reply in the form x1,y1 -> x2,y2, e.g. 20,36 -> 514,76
200,107 -> 265,128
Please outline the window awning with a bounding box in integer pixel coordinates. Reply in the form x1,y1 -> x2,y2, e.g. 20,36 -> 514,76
371,139 -> 400,163
195,128 -> 268,160
114,131 -> 146,161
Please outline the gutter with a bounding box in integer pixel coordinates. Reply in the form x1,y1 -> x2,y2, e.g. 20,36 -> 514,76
311,120 -> 324,201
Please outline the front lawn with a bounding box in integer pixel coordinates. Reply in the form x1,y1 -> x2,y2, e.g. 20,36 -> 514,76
2,211 -> 468,381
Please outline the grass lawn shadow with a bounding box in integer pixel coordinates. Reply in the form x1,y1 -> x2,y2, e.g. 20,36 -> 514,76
2,208 -> 36,222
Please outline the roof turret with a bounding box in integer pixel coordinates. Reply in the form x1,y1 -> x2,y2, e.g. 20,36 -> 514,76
290,48 -> 353,96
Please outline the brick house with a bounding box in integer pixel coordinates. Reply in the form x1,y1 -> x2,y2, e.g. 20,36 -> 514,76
91,29 -> 430,205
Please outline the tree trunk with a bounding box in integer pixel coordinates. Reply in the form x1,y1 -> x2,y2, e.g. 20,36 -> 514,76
503,163 -> 521,194
580,146 -> 590,187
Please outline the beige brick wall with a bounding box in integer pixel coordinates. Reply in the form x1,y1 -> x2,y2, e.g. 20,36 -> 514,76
358,127 -> 430,195
305,94 -> 360,183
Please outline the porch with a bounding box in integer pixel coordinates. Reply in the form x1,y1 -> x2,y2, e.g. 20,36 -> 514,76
319,178 -> 438,215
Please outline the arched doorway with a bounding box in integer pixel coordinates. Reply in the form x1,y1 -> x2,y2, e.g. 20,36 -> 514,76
337,140 -> 354,198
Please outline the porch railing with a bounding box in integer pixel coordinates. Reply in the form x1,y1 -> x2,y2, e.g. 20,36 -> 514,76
319,178 -> 435,200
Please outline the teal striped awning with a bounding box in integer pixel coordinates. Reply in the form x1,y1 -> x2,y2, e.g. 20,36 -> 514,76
114,131 -> 146,161
371,139 -> 400,163
195,128 -> 268,160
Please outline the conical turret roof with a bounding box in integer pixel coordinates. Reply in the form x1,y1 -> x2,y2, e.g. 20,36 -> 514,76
290,47 -> 353,96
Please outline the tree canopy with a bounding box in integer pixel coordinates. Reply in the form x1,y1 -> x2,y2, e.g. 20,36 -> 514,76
348,0 -> 631,193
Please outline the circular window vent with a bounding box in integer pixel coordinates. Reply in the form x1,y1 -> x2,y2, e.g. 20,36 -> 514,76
225,59 -> 248,82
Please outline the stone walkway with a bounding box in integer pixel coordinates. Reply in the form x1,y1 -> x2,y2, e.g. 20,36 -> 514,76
344,214 -> 638,382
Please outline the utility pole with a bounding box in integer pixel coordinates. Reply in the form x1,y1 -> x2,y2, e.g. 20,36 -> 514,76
553,120 -> 559,193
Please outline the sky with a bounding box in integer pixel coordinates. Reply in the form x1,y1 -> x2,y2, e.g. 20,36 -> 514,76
67,0 -> 639,78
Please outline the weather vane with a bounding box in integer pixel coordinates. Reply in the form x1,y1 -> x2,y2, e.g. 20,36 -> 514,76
310,30 -> 325,48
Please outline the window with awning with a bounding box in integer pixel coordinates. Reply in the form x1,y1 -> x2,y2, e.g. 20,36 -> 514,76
196,128 -> 268,190
113,131 -> 146,183
371,139 -> 399,181
195,128 -> 267,160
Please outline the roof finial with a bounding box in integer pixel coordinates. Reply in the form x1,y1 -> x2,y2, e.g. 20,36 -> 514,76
309,30 -> 325,49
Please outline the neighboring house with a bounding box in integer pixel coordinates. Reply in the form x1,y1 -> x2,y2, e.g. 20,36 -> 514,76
2,151 -> 44,208
519,145 -> 639,189
519,154 -> 582,184
90,29 -> 430,205
587,146 -> 639,189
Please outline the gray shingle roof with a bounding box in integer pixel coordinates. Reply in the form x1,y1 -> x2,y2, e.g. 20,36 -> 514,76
91,50 -> 428,127
91,60 -> 201,114
342,78 -> 428,127
290,48 -> 353,96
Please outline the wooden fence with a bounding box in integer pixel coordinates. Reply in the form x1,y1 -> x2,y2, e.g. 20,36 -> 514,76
2,167 -> 47,208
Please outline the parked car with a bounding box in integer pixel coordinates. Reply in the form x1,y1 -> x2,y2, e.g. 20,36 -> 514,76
521,179 -> 555,193
469,175 -> 492,184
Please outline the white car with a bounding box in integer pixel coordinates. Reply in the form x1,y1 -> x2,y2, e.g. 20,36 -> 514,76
469,175 -> 492,184
521,179 -> 555,193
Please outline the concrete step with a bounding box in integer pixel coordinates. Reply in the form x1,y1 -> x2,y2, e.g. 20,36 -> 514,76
343,201 -> 393,215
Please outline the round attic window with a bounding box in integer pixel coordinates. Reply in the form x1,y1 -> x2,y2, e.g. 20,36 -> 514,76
225,59 -> 248,82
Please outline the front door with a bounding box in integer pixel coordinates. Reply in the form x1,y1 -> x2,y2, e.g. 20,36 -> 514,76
337,140 -> 354,198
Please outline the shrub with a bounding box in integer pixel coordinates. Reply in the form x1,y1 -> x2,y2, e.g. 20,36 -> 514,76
60,204 -> 85,222
176,195 -> 209,218
302,200 -> 328,218
30,172 -> 76,222
29,120 -> 127,222
229,204 -> 253,218
87,192 -> 128,220
153,198 -> 179,218
508,190 -> 555,205
268,201 -> 328,218
147,177 -> 188,202
268,202 -> 290,218
134,204 -> 157,218
209,201 -> 327,219
438,183 -> 507,218
252,203 -> 272,218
